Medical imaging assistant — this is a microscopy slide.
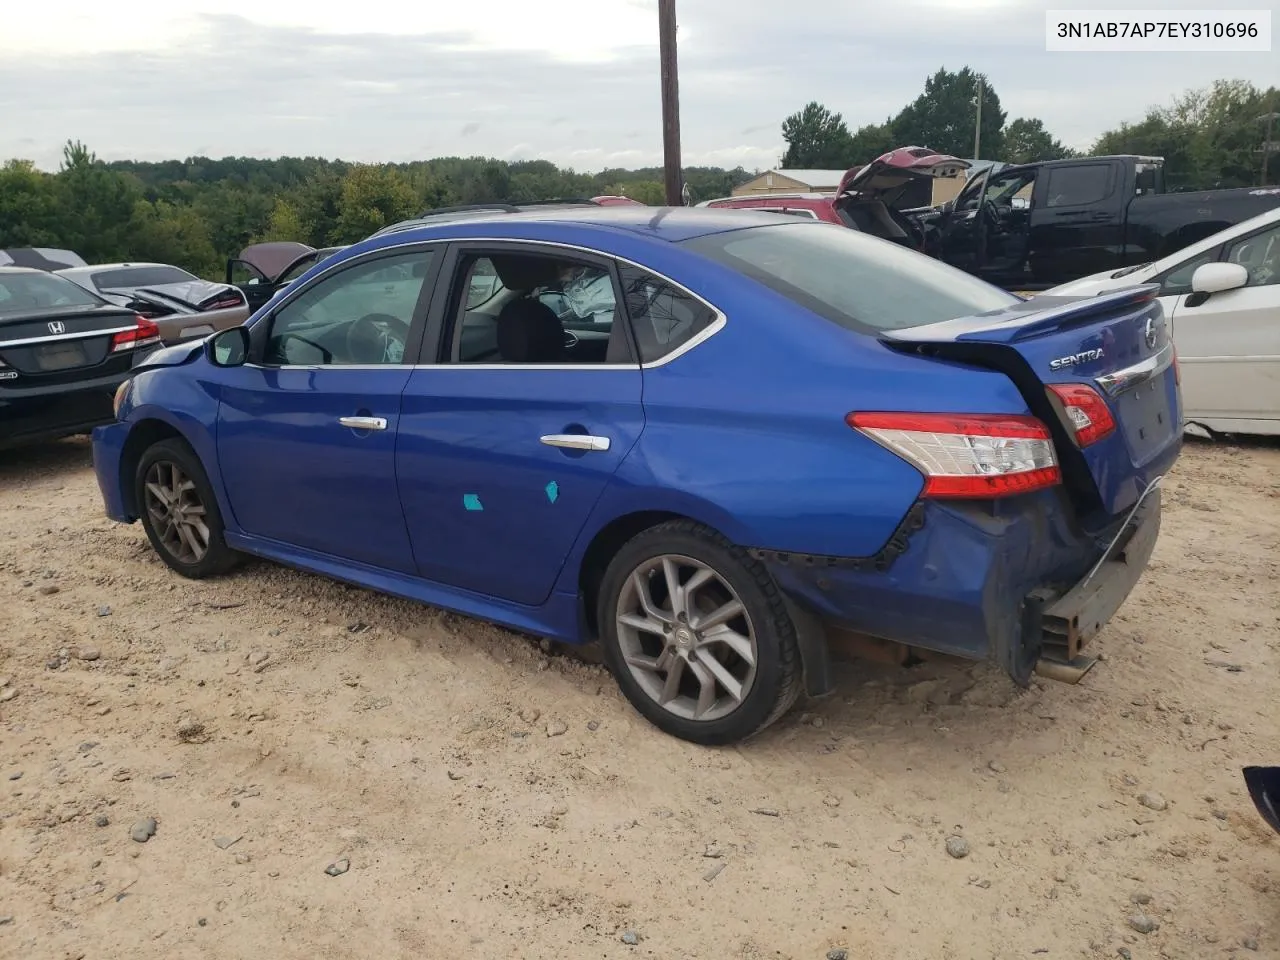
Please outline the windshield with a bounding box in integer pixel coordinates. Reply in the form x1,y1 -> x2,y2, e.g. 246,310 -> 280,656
92,266 -> 196,290
683,223 -> 1018,332
0,271 -> 104,315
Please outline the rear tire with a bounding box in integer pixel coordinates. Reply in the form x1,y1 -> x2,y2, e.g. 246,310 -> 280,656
597,520 -> 802,745
135,438 -> 238,579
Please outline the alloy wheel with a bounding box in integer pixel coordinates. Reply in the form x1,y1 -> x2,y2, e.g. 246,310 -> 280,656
142,460 -> 210,565
614,554 -> 758,722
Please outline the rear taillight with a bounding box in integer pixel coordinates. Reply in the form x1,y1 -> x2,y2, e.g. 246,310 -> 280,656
203,294 -> 245,311
847,412 -> 1061,499
1047,384 -> 1116,447
111,316 -> 162,353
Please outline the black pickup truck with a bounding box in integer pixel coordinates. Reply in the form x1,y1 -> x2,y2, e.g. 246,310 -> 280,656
909,154 -> 1280,290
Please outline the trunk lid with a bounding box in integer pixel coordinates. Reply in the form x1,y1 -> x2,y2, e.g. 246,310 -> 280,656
836,147 -> 971,203
881,285 -> 1181,519
0,305 -> 139,376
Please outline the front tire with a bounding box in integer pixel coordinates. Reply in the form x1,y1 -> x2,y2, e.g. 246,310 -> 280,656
597,520 -> 802,745
135,438 -> 238,579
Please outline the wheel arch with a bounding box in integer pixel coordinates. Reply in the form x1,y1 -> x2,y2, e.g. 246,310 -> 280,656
117,405 -> 222,521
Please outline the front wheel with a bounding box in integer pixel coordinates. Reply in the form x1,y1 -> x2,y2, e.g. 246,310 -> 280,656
597,520 -> 802,745
135,438 -> 238,579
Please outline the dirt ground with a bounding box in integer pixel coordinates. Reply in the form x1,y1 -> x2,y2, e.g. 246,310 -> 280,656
0,437 -> 1277,960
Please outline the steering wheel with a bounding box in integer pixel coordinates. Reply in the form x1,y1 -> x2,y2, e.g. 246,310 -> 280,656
346,313 -> 410,364
980,200 -> 1002,231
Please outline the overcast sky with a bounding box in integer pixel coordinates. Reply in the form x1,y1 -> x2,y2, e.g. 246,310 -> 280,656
1,0 -> 1275,173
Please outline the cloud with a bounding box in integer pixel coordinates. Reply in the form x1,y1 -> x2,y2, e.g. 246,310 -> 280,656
0,1 -> 1275,174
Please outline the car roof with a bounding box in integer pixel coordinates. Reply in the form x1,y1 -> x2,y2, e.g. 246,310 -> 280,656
368,206 -> 795,247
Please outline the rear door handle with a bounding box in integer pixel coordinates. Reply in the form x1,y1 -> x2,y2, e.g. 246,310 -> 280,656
339,416 -> 388,431
540,434 -> 611,452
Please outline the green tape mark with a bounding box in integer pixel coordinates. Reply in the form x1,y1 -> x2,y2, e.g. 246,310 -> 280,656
463,494 -> 484,512
545,481 -> 559,503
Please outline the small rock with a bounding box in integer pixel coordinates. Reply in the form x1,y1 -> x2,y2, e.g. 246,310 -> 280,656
78,741 -> 98,754
447,770 -> 464,781
702,861 -> 726,882
74,647 -> 101,661
95,815 -> 109,828
621,931 -> 639,946
751,807 -> 780,817
550,804 -> 569,817
827,951 -> 850,960
177,719 -> 206,742
0,916 -> 12,926
7,771 -> 21,781
0,687 -> 17,703
97,606 -> 111,618
587,720 -> 599,731
1117,949 -> 1132,960
38,584 -> 60,595
1129,891 -> 1153,905
545,720 -> 568,737
1122,774 -> 1139,786
131,818 -> 157,843
988,760 -> 1006,774
1243,936 -> 1259,951
945,836 -> 970,859
325,858 -> 350,877
1127,914 -> 1158,935
198,918 -> 207,927
1213,808 -> 1228,821
703,844 -> 724,858
1137,792 -> 1168,812
519,707 -> 541,724
213,835 -> 241,850
822,794 -> 840,808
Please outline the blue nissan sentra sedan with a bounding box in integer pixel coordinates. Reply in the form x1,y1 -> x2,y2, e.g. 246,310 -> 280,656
92,207 -> 1181,745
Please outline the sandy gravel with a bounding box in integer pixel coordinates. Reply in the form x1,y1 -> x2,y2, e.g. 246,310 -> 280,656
0,436 -> 1278,960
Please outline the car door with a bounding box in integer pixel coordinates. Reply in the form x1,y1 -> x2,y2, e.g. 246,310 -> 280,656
1166,222 -> 1280,424
214,246 -> 439,572
1027,161 -> 1120,284
395,243 -> 645,607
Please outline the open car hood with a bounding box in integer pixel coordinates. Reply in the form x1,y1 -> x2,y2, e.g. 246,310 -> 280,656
236,242 -> 316,283
0,247 -> 88,271
837,147 -> 971,201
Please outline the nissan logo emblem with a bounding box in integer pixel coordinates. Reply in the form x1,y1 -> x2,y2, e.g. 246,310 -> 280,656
48,321 -> 66,335
1144,317 -> 1157,350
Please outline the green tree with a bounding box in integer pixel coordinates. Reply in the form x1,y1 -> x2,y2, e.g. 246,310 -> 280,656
1003,117 -> 1077,164
0,160 -> 62,248
890,67 -> 1006,159
258,198 -> 307,243
1094,80 -> 1279,189
54,140 -> 142,262
333,165 -> 417,241
128,200 -> 220,278
847,123 -> 898,164
780,102 -> 856,168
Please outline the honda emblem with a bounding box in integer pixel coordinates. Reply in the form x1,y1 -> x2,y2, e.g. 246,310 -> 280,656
47,321 -> 66,335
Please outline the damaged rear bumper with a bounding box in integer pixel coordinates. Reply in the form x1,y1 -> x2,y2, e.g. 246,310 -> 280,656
759,486 -> 1163,689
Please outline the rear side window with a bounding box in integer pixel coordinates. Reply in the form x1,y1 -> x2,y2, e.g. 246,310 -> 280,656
617,264 -> 718,363
1044,164 -> 1113,208
683,223 -> 1017,332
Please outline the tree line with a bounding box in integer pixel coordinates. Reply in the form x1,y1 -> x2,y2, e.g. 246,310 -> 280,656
781,70 -> 1277,193
0,72 -> 1274,282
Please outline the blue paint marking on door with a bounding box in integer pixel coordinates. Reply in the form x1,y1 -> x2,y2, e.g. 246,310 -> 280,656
463,494 -> 484,512
545,481 -> 559,504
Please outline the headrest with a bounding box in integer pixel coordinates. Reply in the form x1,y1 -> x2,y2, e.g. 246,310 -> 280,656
490,255 -> 562,291
496,298 -> 565,363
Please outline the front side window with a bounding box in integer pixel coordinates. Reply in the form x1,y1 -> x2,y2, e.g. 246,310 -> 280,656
264,250 -> 433,366
1154,248 -> 1219,297
684,222 -> 1018,333
1225,224 -> 1280,288
451,251 -> 629,365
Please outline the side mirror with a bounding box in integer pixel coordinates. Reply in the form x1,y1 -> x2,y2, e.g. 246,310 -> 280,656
206,326 -> 250,367
1190,261 -> 1248,295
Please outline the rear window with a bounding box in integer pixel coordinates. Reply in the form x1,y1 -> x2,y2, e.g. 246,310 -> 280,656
92,266 -> 194,290
0,272 -> 103,315
683,223 -> 1018,332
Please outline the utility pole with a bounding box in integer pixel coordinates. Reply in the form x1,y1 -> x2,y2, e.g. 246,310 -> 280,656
658,0 -> 684,206
1260,97 -> 1278,186
973,76 -> 984,161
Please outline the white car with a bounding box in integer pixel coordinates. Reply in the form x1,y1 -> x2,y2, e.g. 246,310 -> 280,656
1044,207 -> 1280,437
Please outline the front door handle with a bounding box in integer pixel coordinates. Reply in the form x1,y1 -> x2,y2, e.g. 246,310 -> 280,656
339,416 -> 388,431
540,434 -> 611,452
